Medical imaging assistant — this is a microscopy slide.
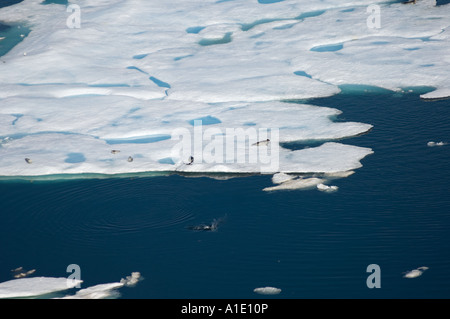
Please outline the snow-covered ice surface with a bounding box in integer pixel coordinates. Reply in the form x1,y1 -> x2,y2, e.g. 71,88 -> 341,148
0,0 -> 448,182
0,276 -> 82,298
0,272 -> 142,299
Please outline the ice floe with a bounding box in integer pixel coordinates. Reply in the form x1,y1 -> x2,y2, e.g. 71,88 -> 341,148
58,272 -> 143,299
0,272 -> 142,299
263,177 -> 324,191
253,286 -> 282,295
56,282 -> 125,299
0,276 -> 82,298
427,141 -> 447,147
403,266 -> 429,278
1,0 -> 447,181
271,172 -> 295,184
317,183 -> 339,192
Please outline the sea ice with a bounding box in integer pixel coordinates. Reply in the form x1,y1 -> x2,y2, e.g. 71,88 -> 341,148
1,0 -> 446,181
0,277 -> 82,298
57,272 -> 142,299
0,272 -> 142,299
317,183 -> 339,192
403,266 -> 429,278
263,177 -> 324,191
427,141 -> 446,147
271,172 -> 295,184
253,286 -> 282,295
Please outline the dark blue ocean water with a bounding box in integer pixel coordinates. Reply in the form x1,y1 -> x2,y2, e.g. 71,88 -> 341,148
0,88 -> 449,299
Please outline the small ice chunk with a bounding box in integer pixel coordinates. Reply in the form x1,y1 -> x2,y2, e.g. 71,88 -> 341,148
403,266 -> 429,278
263,177 -> 323,191
253,287 -> 281,295
12,268 -> 36,279
271,172 -> 294,184
427,141 -> 446,147
57,282 -> 124,299
120,272 -> 142,287
317,183 -> 338,192
421,88 -> 450,101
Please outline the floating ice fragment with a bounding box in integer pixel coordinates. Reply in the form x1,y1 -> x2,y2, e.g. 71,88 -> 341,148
119,272 -> 142,287
420,88 -> 450,101
272,172 -> 294,184
11,267 -> 36,279
263,177 -> 323,191
57,283 -> 124,299
403,266 -> 429,278
0,277 -> 82,298
253,287 -> 281,295
427,141 -> 446,147
317,183 -> 338,192
57,272 -> 142,299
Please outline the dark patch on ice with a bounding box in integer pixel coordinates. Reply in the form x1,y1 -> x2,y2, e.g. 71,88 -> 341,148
41,0 -> 68,4
186,26 -> 205,34
294,70 -> 312,78
310,43 -> 343,52
188,116 -> 222,126
149,76 -> 171,89
198,32 -> 232,46
133,53 -> 148,59
105,135 -> 171,145
65,153 -> 86,164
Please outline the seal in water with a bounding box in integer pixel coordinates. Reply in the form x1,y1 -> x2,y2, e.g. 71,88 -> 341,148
187,216 -> 226,232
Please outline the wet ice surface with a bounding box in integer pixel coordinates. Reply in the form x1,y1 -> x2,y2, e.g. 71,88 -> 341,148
0,0 -> 448,181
